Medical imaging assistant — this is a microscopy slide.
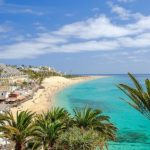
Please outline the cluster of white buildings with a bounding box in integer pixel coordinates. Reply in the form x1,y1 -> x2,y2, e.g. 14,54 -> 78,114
0,64 -> 36,106
0,64 -> 61,106
0,64 -> 29,102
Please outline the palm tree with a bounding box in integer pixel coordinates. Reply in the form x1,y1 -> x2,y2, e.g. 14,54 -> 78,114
118,72 -> 150,119
44,107 -> 70,122
73,107 -> 117,141
44,107 -> 72,129
0,111 -> 35,150
34,113 -> 65,150
25,108 -> 70,150
0,107 -> 116,150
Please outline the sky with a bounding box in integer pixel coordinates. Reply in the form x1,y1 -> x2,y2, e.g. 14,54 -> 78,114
0,0 -> 150,74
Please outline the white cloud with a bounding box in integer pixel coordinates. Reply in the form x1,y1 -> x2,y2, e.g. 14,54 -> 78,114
0,7 -> 150,59
108,2 -> 143,20
34,33 -> 67,44
55,14 -> 150,40
55,16 -> 131,39
52,40 -> 119,52
127,16 -> 150,31
0,36 -> 119,59
0,42 -> 49,59
118,34 -> 150,48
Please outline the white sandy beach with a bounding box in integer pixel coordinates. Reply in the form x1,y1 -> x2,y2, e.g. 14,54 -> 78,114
11,76 -> 107,115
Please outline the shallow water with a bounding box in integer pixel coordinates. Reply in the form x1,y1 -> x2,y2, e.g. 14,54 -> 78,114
54,75 -> 150,150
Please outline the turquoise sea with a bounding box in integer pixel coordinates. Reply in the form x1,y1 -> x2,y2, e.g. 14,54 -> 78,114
54,75 -> 150,150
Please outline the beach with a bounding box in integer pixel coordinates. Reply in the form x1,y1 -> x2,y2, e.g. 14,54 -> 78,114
11,76 -> 106,115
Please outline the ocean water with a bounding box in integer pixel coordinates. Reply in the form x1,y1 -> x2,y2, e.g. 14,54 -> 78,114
54,75 -> 150,150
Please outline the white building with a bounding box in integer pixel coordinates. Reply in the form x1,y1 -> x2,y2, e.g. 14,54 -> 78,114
0,86 -> 11,101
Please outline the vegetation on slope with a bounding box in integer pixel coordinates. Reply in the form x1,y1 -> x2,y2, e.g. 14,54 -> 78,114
21,69 -> 61,85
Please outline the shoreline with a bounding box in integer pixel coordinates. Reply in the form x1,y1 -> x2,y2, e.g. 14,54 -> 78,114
11,76 -> 108,115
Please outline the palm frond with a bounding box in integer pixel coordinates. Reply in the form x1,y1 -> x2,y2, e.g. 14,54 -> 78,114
118,73 -> 150,119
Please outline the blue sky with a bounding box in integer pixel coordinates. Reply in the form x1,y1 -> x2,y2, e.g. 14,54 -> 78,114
0,0 -> 150,74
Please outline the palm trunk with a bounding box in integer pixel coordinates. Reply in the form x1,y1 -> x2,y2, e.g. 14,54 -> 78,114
15,142 -> 22,150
